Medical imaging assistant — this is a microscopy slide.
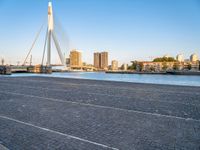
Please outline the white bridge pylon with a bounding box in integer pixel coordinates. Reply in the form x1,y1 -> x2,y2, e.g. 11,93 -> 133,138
47,2 -> 65,66
23,2 -> 65,66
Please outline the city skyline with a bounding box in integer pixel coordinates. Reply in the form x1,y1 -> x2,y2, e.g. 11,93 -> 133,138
0,0 -> 200,65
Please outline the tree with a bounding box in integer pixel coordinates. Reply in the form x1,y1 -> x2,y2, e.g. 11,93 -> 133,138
128,61 -> 137,70
167,57 -> 176,62
173,63 -> 179,71
162,62 -> 168,71
149,66 -> 155,72
137,62 -> 144,72
153,57 -> 176,62
186,63 -> 192,70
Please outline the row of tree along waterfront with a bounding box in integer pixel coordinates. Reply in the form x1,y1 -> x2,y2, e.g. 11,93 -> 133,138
128,54 -> 199,73
1,51 -> 199,74
66,50 -> 199,73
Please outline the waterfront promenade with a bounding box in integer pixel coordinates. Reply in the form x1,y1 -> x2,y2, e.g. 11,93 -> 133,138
0,76 -> 199,149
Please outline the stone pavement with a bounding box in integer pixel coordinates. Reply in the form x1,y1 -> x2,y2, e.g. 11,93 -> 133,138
0,77 -> 199,150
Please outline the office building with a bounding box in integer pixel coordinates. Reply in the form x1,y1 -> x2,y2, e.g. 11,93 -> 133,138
94,51 -> 108,70
190,54 -> 198,62
176,54 -> 184,62
111,60 -> 118,70
94,53 -> 101,68
70,50 -> 82,67
100,52 -> 108,70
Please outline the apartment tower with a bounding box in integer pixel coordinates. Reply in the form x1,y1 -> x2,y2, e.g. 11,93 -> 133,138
70,50 -> 82,67
94,52 -> 108,70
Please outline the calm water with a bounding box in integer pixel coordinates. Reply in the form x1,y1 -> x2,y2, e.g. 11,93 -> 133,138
7,72 -> 200,87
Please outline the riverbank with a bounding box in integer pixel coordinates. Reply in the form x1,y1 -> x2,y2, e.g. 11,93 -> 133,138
106,70 -> 200,75
0,76 -> 199,149
106,70 -> 166,75
7,72 -> 200,87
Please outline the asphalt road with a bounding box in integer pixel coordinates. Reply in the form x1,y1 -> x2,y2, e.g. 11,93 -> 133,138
0,76 -> 199,150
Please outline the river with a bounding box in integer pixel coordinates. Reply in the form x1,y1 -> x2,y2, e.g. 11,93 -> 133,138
6,72 -> 200,87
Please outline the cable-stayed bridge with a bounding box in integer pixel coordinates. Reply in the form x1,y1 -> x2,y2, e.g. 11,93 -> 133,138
15,2 -> 66,74
1,2 -> 97,75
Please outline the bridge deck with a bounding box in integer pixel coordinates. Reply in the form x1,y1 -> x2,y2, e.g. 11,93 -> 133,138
0,76 -> 199,150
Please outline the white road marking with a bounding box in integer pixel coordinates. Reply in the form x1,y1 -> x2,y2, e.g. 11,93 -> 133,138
0,90 -> 199,123
0,115 -> 119,150
0,144 -> 9,150
0,82 -> 199,107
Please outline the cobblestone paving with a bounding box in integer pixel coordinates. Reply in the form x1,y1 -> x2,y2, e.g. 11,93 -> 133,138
0,77 -> 199,150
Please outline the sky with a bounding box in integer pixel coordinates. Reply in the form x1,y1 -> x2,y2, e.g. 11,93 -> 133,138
0,0 -> 200,65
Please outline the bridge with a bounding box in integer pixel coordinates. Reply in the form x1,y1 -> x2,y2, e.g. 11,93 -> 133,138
1,2 -> 70,75
21,2 -> 66,74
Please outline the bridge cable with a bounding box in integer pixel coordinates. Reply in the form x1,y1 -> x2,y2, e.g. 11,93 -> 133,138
41,28 -> 48,65
23,23 -> 45,66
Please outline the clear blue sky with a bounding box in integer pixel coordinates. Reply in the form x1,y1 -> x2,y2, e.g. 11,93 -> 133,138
0,0 -> 200,65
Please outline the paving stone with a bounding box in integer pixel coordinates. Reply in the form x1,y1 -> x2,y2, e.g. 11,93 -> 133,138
0,77 -> 199,150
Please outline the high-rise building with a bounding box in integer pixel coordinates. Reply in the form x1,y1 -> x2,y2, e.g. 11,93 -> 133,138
70,50 -> 82,67
176,54 -> 184,62
94,51 -> 108,70
190,54 -> 198,62
94,52 -> 101,68
111,60 -> 118,70
100,52 -> 108,70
